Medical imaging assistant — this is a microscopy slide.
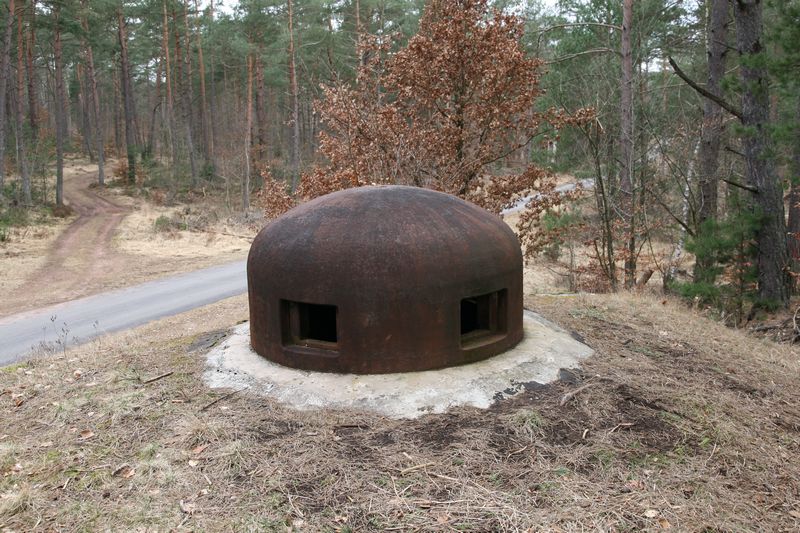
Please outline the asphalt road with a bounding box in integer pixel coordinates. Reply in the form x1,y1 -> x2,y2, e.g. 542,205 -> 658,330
0,260 -> 247,365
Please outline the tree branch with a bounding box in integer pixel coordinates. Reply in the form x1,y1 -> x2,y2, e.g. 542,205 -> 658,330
538,22 -> 622,35
536,23 -> 621,53
725,145 -> 745,158
668,56 -> 743,120
644,185 -> 695,236
546,48 -> 617,64
721,176 -> 758,194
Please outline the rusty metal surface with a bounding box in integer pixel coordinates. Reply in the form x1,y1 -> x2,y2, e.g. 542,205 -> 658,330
247,185 -> 523,374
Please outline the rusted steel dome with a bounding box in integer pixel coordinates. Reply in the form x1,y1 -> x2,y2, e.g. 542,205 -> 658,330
247,185 -> 523,374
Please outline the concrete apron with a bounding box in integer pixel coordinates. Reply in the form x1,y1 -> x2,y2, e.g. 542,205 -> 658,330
203,310 -> 593,419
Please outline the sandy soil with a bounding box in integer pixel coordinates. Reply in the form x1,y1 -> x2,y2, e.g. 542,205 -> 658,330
0,159 -> 251,318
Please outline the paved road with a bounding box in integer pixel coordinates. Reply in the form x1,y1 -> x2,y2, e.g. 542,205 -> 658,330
0,260 -> 247,365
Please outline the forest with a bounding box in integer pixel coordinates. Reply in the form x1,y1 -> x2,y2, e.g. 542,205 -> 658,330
1,0 -> 799,320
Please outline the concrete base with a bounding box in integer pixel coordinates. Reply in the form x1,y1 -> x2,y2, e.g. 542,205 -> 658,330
203,310 -> 593,419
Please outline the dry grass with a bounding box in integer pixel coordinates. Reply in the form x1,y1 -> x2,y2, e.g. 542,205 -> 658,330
113,199 -> 251,263
0,218 -> 70,297
2,295 -> 800,531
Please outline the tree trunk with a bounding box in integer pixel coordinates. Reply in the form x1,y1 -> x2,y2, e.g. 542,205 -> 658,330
62,70 -> 71,146
118,6 -> 137,185
0,0 -> 16,198
113,76 -> 122,155
174,5 -> 198,187
145,61 -> 161,159
326,12 -> 335,79
208,0 -> 218,171
355,0 -> 367,69
288,0 -> 300,190
15,0 -> 31,204
733,0 -> 790,306
619,0 -> 636,289
787,95 -> 800,278
162,0 -> 179,178
694,0 -> 728,282
243,53 -> 253,211
193,0 -> 214,176
253,57 -> 267,166
77,64 -> 95,161
269,87 -> 280,159
25,0 -> 37,140
80,1 -> 104,185
54,1 -> 65,206
591,135 -> 617,291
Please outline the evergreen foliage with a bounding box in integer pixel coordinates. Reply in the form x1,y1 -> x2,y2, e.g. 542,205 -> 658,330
676,200 -> 761,319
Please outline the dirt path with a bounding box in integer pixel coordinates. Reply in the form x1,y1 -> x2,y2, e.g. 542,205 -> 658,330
1,159 -> 253,318
1,163 -> 132,316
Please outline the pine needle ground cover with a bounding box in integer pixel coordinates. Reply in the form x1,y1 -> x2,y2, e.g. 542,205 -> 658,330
1,293 -> 798,531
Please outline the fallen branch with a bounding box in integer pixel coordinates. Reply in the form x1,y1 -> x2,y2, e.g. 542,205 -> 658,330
400,462 -> 436,475
506,445 -> 529,460
200,388 -> 246,412
608,422 -> 635,434
559,382 -> 595,407
141,371 -> 174,384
